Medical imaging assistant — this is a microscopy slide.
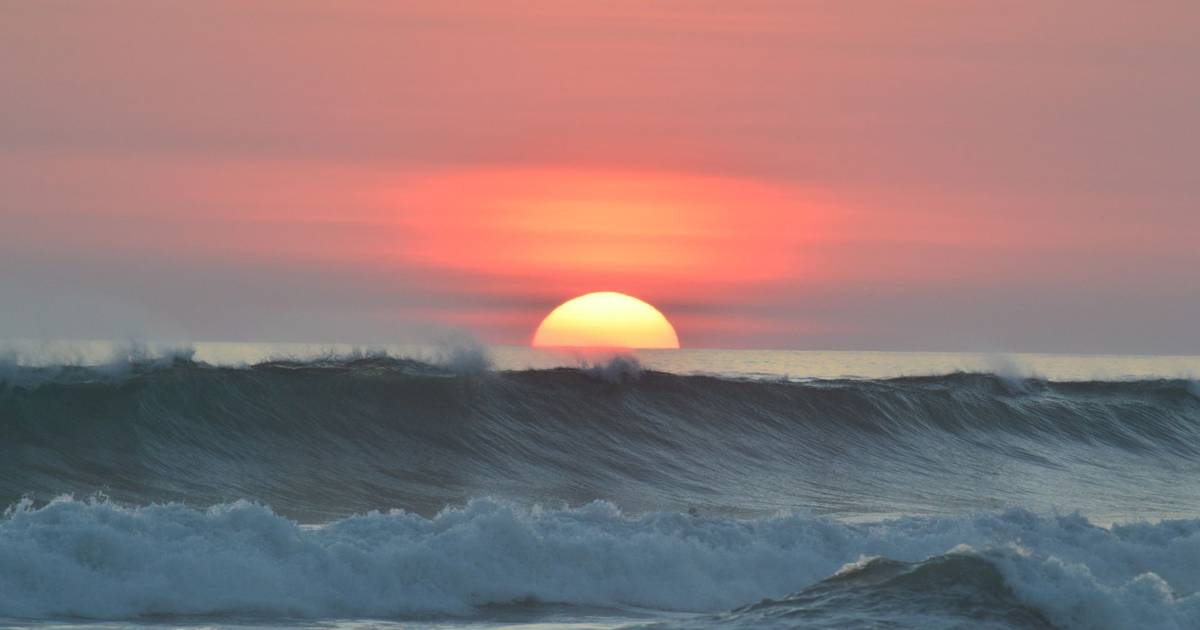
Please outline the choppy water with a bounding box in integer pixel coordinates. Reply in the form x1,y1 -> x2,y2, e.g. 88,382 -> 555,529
2,343 -> 1199,629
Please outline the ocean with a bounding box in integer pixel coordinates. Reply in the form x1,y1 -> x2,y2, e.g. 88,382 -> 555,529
2,342 -> 1200,629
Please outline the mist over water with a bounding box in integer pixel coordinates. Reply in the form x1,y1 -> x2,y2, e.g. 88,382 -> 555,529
2,343 -> 1200,628
5,339 -> 1199,380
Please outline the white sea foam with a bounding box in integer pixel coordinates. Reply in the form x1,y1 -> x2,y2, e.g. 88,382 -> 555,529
584,353 -> 643,383
1,497 -> 1199,627
430,334 -> 494,375
992,547 -> 1200,630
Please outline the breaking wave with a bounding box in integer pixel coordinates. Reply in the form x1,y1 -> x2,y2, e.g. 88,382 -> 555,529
2,497 -> 1199,629
3,355 -> 1200,627
2,356 -> 1199,521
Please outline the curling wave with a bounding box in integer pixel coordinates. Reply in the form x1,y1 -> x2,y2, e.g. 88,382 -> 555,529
2,356 -> 1199,521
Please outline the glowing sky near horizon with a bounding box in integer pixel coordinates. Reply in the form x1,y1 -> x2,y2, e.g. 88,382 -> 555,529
1,1 -> 1198,353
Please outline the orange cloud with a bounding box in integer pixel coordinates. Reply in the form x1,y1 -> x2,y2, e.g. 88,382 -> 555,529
375,167 -> 839,302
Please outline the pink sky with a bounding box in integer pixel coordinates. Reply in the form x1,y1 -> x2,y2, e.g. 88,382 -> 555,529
1,1 -> 1197,352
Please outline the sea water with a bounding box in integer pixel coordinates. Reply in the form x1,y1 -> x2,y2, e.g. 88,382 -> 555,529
2,342 -> 1199,628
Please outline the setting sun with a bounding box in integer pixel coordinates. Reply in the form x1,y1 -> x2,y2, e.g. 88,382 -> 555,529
532,292 -> 680,349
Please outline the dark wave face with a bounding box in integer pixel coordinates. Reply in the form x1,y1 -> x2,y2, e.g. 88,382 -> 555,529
694,555 -> 1055,629
2,357 -> 1199,523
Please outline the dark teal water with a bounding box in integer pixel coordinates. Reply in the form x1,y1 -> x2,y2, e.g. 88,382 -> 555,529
2,349 -> 1199,628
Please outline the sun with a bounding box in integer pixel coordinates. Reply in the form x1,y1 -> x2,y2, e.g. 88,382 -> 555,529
532,292 -> 680,349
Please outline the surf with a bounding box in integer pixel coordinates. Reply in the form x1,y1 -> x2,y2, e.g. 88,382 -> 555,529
2,496 -> 1199,629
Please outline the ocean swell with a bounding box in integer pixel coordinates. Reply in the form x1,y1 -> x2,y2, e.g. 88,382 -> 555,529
1,357 -> 1199,521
